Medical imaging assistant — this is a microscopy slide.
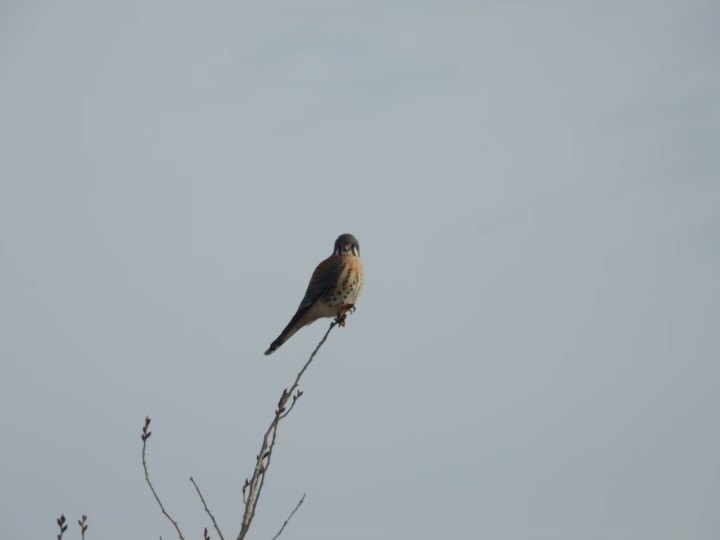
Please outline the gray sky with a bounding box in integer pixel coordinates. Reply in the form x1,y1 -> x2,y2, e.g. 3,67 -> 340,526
1,1 -> 719,539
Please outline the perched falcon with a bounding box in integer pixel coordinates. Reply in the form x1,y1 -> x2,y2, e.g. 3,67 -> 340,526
264,233 -> 364,355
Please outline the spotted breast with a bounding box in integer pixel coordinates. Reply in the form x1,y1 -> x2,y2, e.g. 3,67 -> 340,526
317,255 -> 364,315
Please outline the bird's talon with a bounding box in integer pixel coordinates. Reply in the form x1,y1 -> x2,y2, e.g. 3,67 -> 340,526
335,304 -> 357,327
339,304 -> 356,316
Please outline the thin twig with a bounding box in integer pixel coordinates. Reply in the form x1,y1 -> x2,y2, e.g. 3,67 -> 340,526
271,494 -> 306,540
56,514 -> 67,540
78,515 -> 88,540
278,390 -> 303,420
141,417 -> 186,540
237,317 -> 343,540
190,476 -> 225,540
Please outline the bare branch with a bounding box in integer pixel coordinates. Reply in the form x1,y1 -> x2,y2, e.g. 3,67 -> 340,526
237,315 -> 346,540
190,476 -> 225,540
56,514 -> 68,540
278,390 -> 303,420
78,515 -> 88,540
141,417 -> 186,540
271,494 -> 306,540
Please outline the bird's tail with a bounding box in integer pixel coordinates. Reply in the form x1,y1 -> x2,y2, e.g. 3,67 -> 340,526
264,309 -> 308,356
264,335 -> 286,355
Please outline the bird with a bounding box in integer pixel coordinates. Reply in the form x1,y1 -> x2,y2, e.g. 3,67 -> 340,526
264,233 -> 364,355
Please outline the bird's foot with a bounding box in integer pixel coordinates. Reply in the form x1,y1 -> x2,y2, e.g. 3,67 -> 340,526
335,304 -> 356,327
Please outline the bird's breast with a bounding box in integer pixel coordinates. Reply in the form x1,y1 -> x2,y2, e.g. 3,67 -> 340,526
319,255 -> 364,310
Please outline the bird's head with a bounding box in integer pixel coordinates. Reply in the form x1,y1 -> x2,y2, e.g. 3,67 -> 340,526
333,233 -> 360,257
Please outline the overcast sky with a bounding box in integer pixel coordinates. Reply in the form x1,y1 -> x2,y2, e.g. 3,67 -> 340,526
1,1 -> 719,539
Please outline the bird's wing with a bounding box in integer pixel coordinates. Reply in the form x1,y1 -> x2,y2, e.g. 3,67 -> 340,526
297,255 -> 345,309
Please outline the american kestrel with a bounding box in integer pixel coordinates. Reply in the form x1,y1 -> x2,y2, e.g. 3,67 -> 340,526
264,233 -> 364,356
